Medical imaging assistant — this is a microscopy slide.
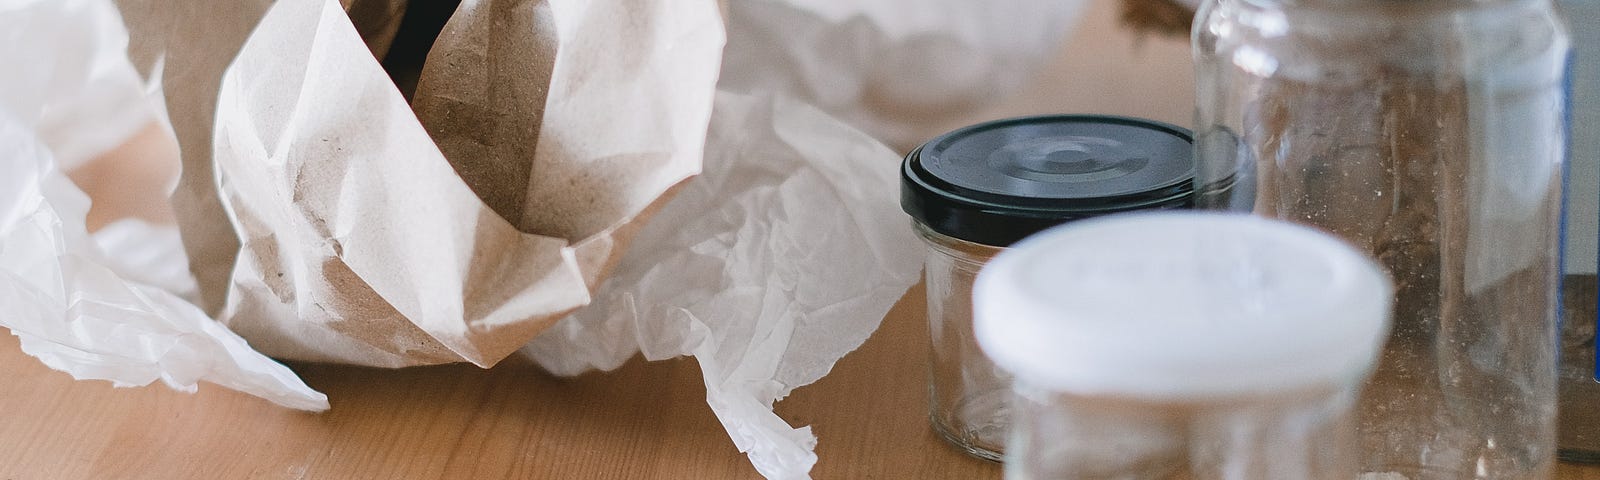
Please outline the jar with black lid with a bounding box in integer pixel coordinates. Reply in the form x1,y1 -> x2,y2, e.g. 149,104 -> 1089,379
900,114 -> 1195,460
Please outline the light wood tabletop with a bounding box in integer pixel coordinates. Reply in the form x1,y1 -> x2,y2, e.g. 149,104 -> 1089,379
5,1 -> 1598,479
2,284 -> 968,479
6,285 -> 1600,479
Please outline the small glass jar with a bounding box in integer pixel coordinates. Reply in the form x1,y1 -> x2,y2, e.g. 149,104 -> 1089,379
973,213 -> 1394,479
1193,0 -> 1569,476
901,115 -> 1195,460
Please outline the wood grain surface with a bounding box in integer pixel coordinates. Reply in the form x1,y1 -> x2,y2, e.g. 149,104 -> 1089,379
5,1 -> 1597,479
5,286 -> 1600,479
0,285 -> 990,479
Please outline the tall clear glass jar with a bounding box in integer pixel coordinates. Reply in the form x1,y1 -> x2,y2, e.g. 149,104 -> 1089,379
973,213 -> 1393,480
1193,0 -> 1570,477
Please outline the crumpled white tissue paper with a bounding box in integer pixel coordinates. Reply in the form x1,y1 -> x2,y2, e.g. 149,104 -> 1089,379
11,0 -> 157,171
523,92 -> 923,479
0,0 -> 328,411
92,218 -> 200,301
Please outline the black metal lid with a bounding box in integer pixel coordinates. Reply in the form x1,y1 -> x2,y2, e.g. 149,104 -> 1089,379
902,115 -> 1195,246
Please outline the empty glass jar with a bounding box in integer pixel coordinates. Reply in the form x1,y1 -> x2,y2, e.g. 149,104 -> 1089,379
902,115 -> 1194,460
974,213 -> 1394,480
1193,0 -> 1570,476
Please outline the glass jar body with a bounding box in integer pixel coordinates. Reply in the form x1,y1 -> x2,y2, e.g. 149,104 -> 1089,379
916,221 -> 1008,460
1194,0 -> 1568,477
1004,381 -> 1361,480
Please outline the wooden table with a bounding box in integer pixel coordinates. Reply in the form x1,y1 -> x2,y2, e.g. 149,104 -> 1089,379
5,1 -> 1598,478
0,284 -> 979,479
6,284 -> 1600,479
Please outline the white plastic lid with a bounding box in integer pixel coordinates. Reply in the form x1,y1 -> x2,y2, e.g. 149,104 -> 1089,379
972,212 -> 1393,400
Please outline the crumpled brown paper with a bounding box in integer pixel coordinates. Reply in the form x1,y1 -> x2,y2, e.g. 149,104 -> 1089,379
340,0 -> 407,58
5,1 -> 926,478
123,0 -> 722,368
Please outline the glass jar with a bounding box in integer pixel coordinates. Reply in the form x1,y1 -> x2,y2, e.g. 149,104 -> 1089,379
973,213 -> 1394,480
1193,0 -> 1570,477
914,221 -> 1007,460
901,115 -> 1195,460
